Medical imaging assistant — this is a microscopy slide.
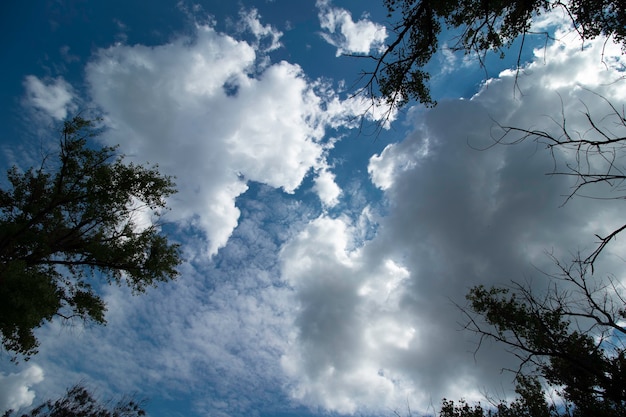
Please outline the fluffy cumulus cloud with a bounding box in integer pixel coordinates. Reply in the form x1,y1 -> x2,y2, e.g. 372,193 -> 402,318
85,17 -> 386,256
22,76 -> 76,121
280,216 -> 416,414
317,0 -> 387,57
313,166 -> 342,208
279,22 -> 626,415
0,366 -> 44,413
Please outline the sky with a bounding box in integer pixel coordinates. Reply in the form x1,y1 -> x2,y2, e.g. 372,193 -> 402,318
1,1 -> 625,417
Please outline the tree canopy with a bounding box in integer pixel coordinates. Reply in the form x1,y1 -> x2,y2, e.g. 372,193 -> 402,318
0,116 -> 181,358
463,260 -> 626,416
364,0 -> 626,107
434,261 -> 626,415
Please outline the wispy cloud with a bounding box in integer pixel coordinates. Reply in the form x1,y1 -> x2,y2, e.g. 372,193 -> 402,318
29,186 -> 305,417
22,76 -> 76,121
238,8 -> 283,53
316,0 -> 387,57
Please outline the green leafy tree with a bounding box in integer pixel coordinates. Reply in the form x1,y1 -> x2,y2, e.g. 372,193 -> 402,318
360,0 -> 625,108
2,384 -> 146,417
0,116 -> 181,358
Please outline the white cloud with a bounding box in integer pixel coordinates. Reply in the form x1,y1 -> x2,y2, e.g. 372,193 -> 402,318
0,366 -> 44,413
279,20 -> 626,416
313,167 -> 341,208
85,18 -> 386,256
320,83 -> 398,130
238,8 -> 282,53
317,0 -> 387,57
368,135 -> 429,190
23,76 -> 76,121
280,216 -> 416,414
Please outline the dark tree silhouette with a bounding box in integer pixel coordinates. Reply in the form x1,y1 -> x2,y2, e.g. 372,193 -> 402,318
462,256 -> 626,416
0,116 -> 181,358
357,0 -> 625,110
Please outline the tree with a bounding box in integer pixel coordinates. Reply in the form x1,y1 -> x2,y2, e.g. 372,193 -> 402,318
440,376 -> 560,417
2,384 -> 146,417
461,257 -> 626,417
359,0 -> 625,108
0,116 -> 181,358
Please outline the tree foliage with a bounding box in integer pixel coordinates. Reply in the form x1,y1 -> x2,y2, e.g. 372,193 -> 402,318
461,257 -> 626,416
2,384 -> 146,417
0,116 -> 181,358
363,0 -> 626,108
440,376 -> 559,417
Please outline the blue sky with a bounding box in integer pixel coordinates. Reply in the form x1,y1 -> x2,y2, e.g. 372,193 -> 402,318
1,1 -> 626,417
